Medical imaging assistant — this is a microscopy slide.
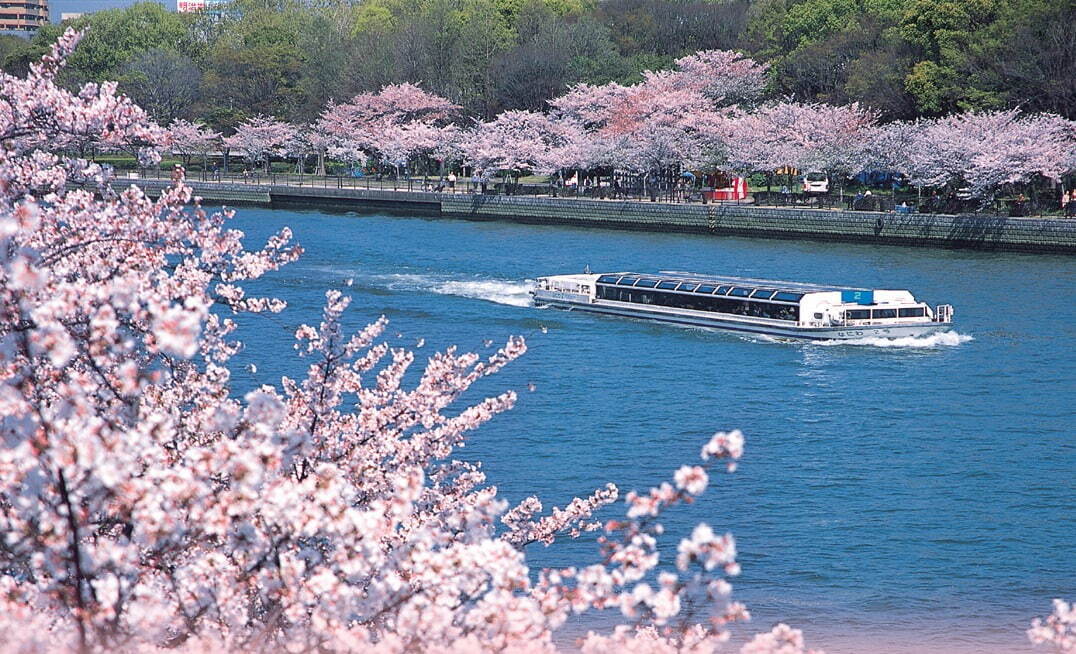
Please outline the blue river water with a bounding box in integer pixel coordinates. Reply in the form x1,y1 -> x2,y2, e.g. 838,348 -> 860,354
226,205 -> 1074,653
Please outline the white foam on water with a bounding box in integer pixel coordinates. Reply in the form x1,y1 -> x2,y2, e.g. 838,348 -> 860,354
431,279 -> 534,307
813,330 -> 974,348
372,273 -> 534,307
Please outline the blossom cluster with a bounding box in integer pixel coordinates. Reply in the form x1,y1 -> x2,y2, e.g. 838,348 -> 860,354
1030,599 -> 1076,653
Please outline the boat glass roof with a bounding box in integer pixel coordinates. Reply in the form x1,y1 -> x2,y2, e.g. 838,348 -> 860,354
596,272 -> 868,297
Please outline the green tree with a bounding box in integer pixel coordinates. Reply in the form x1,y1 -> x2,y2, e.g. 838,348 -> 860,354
454,0 -> 514,118
31,3 -> 196,86
120,48 -> 202,123
201,7 -> 307,126
0,33 -> 34,77
961,0 -> 1076,118
598,0 -> 751,56
494,1 -> 620,111
898,0 -> 1006,114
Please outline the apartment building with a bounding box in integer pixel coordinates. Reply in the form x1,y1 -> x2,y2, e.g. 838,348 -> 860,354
0,0 -> 48,33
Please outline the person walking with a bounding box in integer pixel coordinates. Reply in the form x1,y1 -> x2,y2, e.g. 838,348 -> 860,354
447,172 -> 456,193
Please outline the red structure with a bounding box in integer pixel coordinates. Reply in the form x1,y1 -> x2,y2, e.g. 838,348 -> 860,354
703,173 -> 749,201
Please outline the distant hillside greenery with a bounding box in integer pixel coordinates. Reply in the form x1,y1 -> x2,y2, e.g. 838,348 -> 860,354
3,0 -> 1073,131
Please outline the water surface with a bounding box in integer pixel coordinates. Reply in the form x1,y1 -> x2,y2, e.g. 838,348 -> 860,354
228,206 -> 1075,653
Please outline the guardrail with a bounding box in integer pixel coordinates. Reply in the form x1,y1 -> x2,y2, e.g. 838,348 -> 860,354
121,168 -> 1074,219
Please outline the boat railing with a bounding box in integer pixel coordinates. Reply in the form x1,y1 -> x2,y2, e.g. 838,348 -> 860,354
934,304 -> 954,323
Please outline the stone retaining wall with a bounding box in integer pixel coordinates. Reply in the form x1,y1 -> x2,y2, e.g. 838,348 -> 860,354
440,195 -> 1076,254
267,186 -> 443,211
92,180 -> 1076,253
127,179 -> 272,205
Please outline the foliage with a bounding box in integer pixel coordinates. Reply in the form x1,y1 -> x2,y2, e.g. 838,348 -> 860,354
27,0 -> 1075,128
32,3 -> 196,86
120,48 -> 202,124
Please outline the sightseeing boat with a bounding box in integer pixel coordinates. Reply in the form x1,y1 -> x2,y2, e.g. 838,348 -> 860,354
531,272 -> 954,340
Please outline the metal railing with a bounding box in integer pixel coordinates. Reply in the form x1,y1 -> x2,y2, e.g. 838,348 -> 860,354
126,167 -> 1073,219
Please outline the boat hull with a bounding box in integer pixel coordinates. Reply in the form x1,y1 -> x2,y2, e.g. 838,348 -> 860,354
533,295 -> 949,341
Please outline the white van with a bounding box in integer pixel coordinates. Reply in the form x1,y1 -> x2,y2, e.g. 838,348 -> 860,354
803,171 -> 829,194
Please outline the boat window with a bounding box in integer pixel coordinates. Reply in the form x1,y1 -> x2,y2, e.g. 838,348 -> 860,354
658,281 -> 679,290
597,275 -> 620,284
619,289 -> 801,321
617,277 -> 639,286
773,292 -> 804,302
872,309 -> 897,319
716,285 -> 732,294
677,283 -> 698,292
846,309 -> 870,320
899,307 -> 926,317
635,278 -> 658,288
729,287 -> 751,297
752,289 -> 776,299
695,285 -> 716,294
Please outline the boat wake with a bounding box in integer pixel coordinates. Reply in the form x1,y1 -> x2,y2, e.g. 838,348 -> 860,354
744,330 -> 973,348
373,273 -> 534,307
814,331 -> 973,348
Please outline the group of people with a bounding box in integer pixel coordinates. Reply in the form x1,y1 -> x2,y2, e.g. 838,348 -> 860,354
1061,188 -> 1076,217
426,172 -> 492,194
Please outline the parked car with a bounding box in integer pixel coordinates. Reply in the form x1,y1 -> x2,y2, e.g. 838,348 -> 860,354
803,171 -> 829,194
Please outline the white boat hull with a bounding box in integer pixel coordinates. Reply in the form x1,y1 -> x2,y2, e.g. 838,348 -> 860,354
533,294 -> 949,341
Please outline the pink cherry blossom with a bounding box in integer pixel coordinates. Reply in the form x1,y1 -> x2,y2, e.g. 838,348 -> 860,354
674,465 -> 709,495
741,624 -> 824,654
167,118 -> 221,168
225,115 -> 296,173
891,110 -> 1076,196
1030,599 -> 1076,653
703,429 -> 745,460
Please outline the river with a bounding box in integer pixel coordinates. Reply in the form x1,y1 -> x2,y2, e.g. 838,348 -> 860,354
226,205 -> 1075,653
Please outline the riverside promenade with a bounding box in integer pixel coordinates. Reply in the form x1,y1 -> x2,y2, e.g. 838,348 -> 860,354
121,177 -> 1076,254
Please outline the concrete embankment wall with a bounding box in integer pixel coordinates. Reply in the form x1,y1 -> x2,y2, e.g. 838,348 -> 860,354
442,195 -> 1076,254
121,179 -> 1076,254
127,180 -> 442,212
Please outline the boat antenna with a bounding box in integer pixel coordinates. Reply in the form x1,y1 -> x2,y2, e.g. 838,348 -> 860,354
583,263 -> 591,274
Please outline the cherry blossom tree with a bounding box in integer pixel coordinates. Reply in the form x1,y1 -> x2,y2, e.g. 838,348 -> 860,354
723,102 -> 877,186
670,49 -> 769,107
225,115 -> 296,174
374,121 -> 444,178
548,81 -> 631,130
899,110 -> 1075,198
460,111 -> 561,184
300,127 -> 335,177
0,31 -> 163,173
430,124 -> 464,178
283,126 -> 337,177
545,52 -> 768,193
345,82 -> 459,126
167,119 -> 221,174
318,84 -> 459,177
